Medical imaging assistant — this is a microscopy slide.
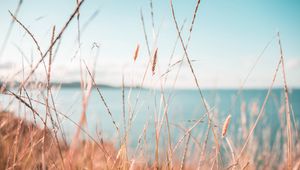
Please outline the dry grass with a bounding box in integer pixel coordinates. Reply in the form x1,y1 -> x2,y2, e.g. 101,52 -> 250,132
133,44 -> 140,62
222,115 -> 231,138
151,48 -> 158,76
0,111 -> 117,170
0,0 -> 300,169
1,87 -> 300,170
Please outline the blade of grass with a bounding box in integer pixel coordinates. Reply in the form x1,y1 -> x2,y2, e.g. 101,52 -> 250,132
277,32 -> 293,169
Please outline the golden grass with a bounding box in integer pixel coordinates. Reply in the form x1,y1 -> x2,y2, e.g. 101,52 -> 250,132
1,88 -> 300,170
0,111 -> 117,170
0,0 -> 299,169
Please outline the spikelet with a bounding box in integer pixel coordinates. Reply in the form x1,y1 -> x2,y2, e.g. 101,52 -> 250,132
133,44 -> 140,61
152,48 -> 158,75
222,114 -> 231,137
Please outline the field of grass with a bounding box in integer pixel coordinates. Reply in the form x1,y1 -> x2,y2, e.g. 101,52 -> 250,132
0,0 -> 300,169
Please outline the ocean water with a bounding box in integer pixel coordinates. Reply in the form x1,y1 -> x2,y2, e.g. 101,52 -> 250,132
1,87 -> 300,151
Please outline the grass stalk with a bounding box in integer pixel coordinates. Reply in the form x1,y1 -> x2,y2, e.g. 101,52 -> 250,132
277,32 -> 293,169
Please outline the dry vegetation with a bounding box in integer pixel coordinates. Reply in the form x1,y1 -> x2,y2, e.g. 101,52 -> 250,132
0,0 -> 300,169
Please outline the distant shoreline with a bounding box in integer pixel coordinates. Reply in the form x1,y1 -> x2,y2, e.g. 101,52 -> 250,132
1,81 -> 300,91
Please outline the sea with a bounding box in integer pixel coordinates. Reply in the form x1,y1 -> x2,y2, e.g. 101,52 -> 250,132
1,87 -> 300,154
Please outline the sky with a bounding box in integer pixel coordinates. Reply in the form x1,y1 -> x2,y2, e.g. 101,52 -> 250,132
0,0 -> 299,88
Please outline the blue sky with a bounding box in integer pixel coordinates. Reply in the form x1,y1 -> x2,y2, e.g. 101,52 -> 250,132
0,0 -> 299,88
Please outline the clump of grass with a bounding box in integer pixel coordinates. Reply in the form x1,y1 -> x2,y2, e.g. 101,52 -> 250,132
0,111 -> 63,169
0,111 -> 118,169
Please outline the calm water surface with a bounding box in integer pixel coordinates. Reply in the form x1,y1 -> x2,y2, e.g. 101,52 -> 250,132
1,87 -> 300,150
